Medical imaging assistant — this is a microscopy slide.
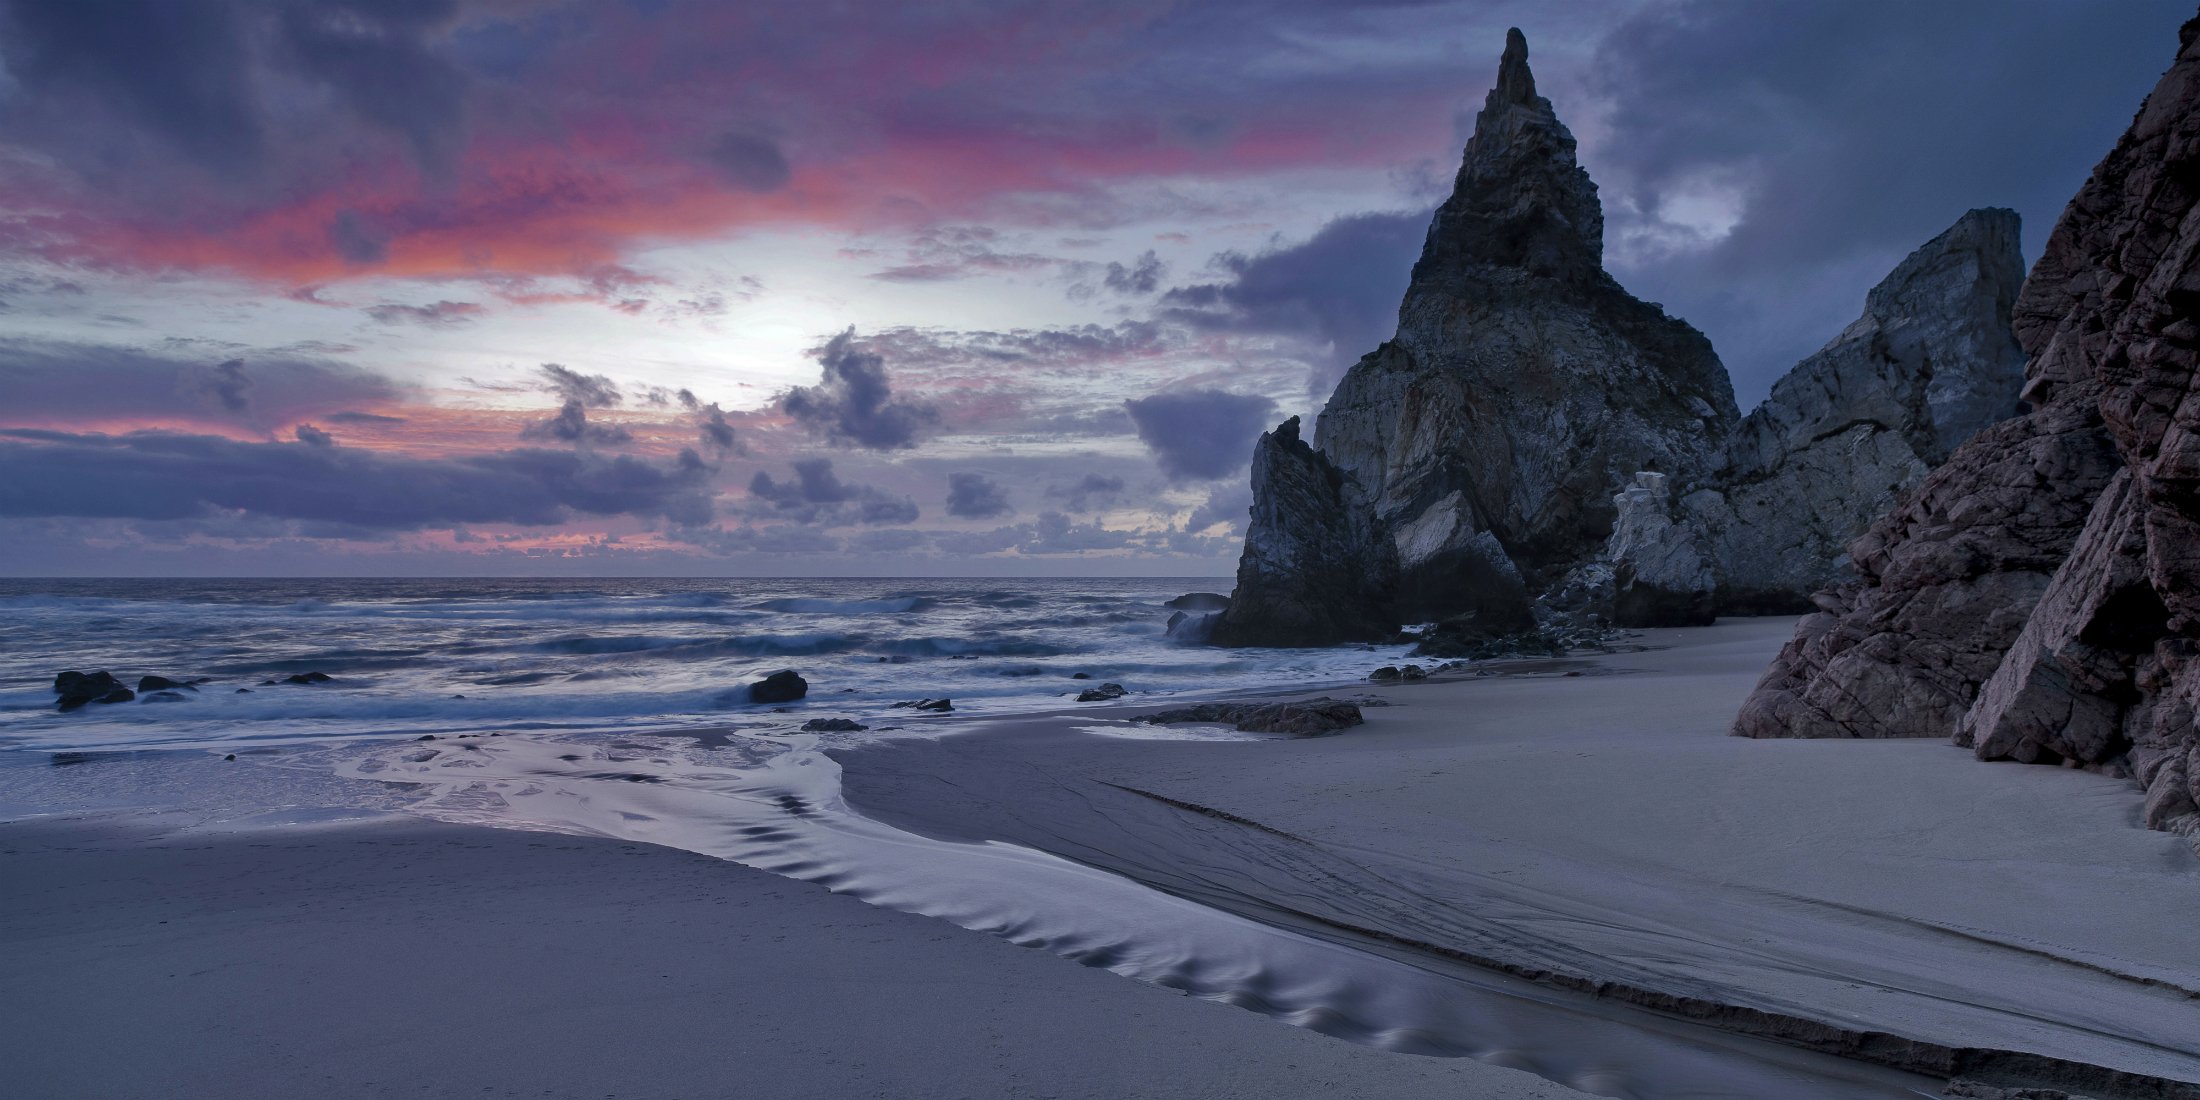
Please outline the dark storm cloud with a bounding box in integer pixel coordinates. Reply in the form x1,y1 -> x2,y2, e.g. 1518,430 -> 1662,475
519,401 -> 632,446
193,358 -> 253,413
0,0 -> 468,181
1186,482 -> 1253,535
1049,473 -> 1124,513
1585,0 -> 2194,402
780,328 -> 938,450
747,458 -> 918,526
1161,211 -> 1426,395
325,410 -> 407,425
944,472 -> 1012,519
535,363 -> 622,408
1123,390 -> 1277,482
697,404 -> 738,456
0,339 -> 407,427
1103,251 -> 1166,295
293,423 -> 335,447
0,428 -> 713,529
704,131 -> 793,193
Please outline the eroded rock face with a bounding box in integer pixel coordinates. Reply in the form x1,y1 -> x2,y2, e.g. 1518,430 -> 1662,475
1606,472 -> 1715,627
1211,28 -> 1734,645
1692,208 -> 2030,612
1736,13 -> 2200,842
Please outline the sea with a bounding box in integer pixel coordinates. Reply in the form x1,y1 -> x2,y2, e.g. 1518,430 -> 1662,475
0,576 -> 1407,755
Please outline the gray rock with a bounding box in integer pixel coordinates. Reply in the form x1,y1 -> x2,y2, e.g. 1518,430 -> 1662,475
1211,28 -> 1735,644
1076,682 -> 1128,702
1736,12 -> 2200,855
1696,209 -> 2029,612
1605,471 -> 1716,627
801,718 -> 868,733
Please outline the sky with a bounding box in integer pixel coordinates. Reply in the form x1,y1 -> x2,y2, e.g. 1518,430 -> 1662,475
0,0 -> 2188,577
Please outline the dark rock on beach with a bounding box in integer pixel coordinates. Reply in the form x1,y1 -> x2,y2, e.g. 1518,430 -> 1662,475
1139,698 -> 1364,737
894,698 -> 953,712
1075,682 -> 1128,702
801,718 -> 868,732
749,670 -> 808,704
282,672 -> 335,685
136,675 -> 202,693
53,670 -> 133,711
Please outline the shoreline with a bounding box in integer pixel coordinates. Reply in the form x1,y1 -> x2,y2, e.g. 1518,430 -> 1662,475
7,619 -> 2199,1098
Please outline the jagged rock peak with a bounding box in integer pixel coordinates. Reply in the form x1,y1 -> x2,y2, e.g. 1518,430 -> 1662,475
1495,27 -> 1535,102
1416,26 -> 1603,282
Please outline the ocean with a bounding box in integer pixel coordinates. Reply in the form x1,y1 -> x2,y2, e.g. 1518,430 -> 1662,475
0,576 -> 1410,755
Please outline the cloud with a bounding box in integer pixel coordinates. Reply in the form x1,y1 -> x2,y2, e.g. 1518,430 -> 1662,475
325,410 -> 406,425
0,428 -> 714,530
780,328 -> 938,450
1123,389 -> 1277,482
1050,473 -> 1124,513
697,404 -> 738,456
535,363 -> 622,408
1186,482 -> 1252,534
519,401 -> 632,446
1103,250 -> 1166,294
293,423 -> 334,447
0,339 -> 408,429
944,472 -> 1012,519
704,131 -> 792,192
192,358 -> 253,413
1161,210 -> 1427,395
366,300 -> 484,327
746,458 -> 918,526
1582,0 -> 2195,403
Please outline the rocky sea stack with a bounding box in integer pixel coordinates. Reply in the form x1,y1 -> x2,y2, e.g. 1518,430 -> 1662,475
1736,14 -> 2200,840
1208,29 -> 2030,646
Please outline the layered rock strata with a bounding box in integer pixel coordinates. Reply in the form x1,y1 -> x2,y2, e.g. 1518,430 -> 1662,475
1737,13 -> 2200,839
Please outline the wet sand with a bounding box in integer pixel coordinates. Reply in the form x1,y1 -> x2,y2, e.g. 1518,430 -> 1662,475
0,813 -> 1580,1100
9,618 -> 2200,1098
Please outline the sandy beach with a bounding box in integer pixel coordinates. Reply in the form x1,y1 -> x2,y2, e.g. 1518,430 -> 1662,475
8,619 -> 2200,1099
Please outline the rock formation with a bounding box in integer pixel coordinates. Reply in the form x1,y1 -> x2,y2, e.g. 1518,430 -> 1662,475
1210,28 -> 1737,643
1736,13 -> 2200,841
1210,29 -> 2030,644
1679,209 -> 2030,613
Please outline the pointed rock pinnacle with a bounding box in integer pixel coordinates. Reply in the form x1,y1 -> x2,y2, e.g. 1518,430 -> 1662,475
1495,27 -> 1535,103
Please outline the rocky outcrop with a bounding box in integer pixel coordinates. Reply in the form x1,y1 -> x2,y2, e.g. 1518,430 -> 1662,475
1138,698 -> 1365,736
1605,472 -> 1717,627
1207,417 -> 1398,646
1736,12 -> 2200,844
1686,209 -> 2030,612
1210,28 -> 1735,644
1211,30 -> 2030,645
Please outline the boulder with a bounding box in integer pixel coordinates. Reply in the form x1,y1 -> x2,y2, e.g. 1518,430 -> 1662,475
749,670 -> 808,704
1605,471 -> 1715,627
53,670 -> 133,711
1075,682 -> 1128,702
894,698 -> 952,712
283,672 -> 335,685
136,675 -> 201,692
801,718 -> 868,733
